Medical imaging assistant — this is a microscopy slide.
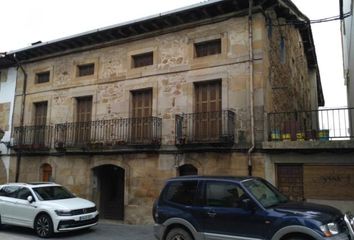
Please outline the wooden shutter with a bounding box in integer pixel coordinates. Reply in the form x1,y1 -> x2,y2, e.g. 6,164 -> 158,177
77,97 -> 92,122
34,102 -> 48,126
76,97 -> 93,144
195,81 -> 221,140
131,89 -> 152,143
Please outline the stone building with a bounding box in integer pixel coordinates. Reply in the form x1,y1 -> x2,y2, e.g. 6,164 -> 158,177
1,0 -> 353,224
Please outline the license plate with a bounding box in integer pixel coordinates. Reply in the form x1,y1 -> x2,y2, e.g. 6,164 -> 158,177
80,214 -> 93,221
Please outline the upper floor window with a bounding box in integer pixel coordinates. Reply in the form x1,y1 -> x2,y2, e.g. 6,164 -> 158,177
77,63 -> 95,77
34,101 -> 48,126
195,39 -> 221,58
132,52 -> 153,68
36,71 -> 50,84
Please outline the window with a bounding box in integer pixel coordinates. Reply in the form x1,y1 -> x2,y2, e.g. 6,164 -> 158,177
17,188 -> 33,200
178,164 -> 198,176
205,182 -> 244,208
78,63 -> 95,77
164,181 -> 198,205
75,96 -> 93,144
131,89 -> 152,142
1,186 -> 20,198
194,80 -> 222,140
36,71 -> 50,84
34,101 -> 48,126
195,39 -> 221,58
132,52 -> 153,68
76,96 -> 92,123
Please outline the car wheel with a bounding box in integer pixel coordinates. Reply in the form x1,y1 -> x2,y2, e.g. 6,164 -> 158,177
35,214 -> 53,238
166,228 -> 193,240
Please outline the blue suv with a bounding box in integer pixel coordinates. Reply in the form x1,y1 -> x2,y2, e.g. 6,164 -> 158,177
153,176 -> 354,240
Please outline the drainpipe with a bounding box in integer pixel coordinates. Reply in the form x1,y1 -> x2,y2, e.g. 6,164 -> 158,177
13,54 -> 27,182
247,0 -> 255,176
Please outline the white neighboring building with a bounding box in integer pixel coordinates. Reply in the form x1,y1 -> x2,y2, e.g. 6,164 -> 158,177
0,67 -> 17,183
341,0 -> 354,136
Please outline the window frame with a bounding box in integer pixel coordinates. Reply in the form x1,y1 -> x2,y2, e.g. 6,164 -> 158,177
203,181 -> 245,208
194,38 -> 222,58
163,180 -> 199,206
77,63 -> 95,77
132,52 -> 154,68
35,71 -> 50,84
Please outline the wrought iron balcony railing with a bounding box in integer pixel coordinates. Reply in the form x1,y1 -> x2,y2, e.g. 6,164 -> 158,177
268,107 -> 354,141
175,110 -> 235,145
55,117 -> 162,149
13,125 -> 53,150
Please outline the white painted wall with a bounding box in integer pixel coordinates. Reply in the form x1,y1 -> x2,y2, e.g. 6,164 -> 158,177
341,0 -> 354,135
0,67 -> 17,183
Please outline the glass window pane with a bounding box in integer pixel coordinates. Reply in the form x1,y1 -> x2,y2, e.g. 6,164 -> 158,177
164,181 -> 198,205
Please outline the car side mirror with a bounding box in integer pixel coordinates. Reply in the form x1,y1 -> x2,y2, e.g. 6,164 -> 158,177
241,198 -> 255,211
27,195 -> 34,203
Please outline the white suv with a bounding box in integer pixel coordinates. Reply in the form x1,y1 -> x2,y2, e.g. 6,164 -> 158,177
0,182 -> 99,238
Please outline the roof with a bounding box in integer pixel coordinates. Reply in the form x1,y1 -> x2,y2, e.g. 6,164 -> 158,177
0,182 -> 58,187
0,0 -> 324,105
167,175 -> 256,182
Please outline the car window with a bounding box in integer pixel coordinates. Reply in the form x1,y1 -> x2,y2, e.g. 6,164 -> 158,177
205,181 -> 245,208
1,186 -> 20,198
0,187 -> 6,196
164,181 -> 198,205
32,186 -> 75,200
17,187 -> 33,200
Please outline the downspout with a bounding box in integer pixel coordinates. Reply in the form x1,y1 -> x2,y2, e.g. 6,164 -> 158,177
13,54 -> 27,182
247,0 -> 255,176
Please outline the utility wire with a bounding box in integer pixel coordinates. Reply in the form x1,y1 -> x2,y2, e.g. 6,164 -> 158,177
268,11 -> 352,26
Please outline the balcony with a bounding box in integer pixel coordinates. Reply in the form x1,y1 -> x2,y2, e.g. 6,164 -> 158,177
175,110 -> 235,146
267,107 -> 354,142
55,117 -> 162,150
13,125 -> 53,151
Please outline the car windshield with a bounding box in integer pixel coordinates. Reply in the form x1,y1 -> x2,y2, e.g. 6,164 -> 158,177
32,186 -> 75,201
242,178 -> 288,208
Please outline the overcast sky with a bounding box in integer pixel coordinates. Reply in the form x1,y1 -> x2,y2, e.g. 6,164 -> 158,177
0,0 -> 346,108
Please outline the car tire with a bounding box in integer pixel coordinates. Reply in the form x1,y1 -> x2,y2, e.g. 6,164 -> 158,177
166,228 -> 193,240
35,214 -> 54,238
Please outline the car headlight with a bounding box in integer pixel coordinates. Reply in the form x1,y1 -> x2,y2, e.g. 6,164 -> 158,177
320,222 -> 339,237
55,210 -> 72,216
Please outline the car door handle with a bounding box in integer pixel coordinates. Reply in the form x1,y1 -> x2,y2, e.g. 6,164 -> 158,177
207,211 -> 216,218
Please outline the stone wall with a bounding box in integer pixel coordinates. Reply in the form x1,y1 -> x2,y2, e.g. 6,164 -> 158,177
10,152 -> 266,224
264,11 -> 314,113
12,15 -> 268,145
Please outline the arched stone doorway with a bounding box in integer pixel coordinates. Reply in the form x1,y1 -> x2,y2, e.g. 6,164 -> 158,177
93,165 -> 125,220
178,164 -> 198,176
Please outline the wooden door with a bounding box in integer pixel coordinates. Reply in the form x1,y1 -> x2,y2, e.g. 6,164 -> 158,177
76,97 -> 92,144
41,164 -> 52,182
195,81 -> 221,141
131,89 -> 152,143
277,164 -> 304,201
34,102 -> 48,145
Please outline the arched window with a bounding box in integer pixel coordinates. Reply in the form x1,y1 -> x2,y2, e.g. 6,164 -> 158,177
41,163 -> 52,182
178,164 -> 198,176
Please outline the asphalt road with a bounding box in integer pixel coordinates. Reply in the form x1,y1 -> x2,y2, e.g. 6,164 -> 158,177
0,221 -> 155,240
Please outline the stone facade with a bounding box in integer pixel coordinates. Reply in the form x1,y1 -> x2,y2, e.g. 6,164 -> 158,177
5,7 -> 320,224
